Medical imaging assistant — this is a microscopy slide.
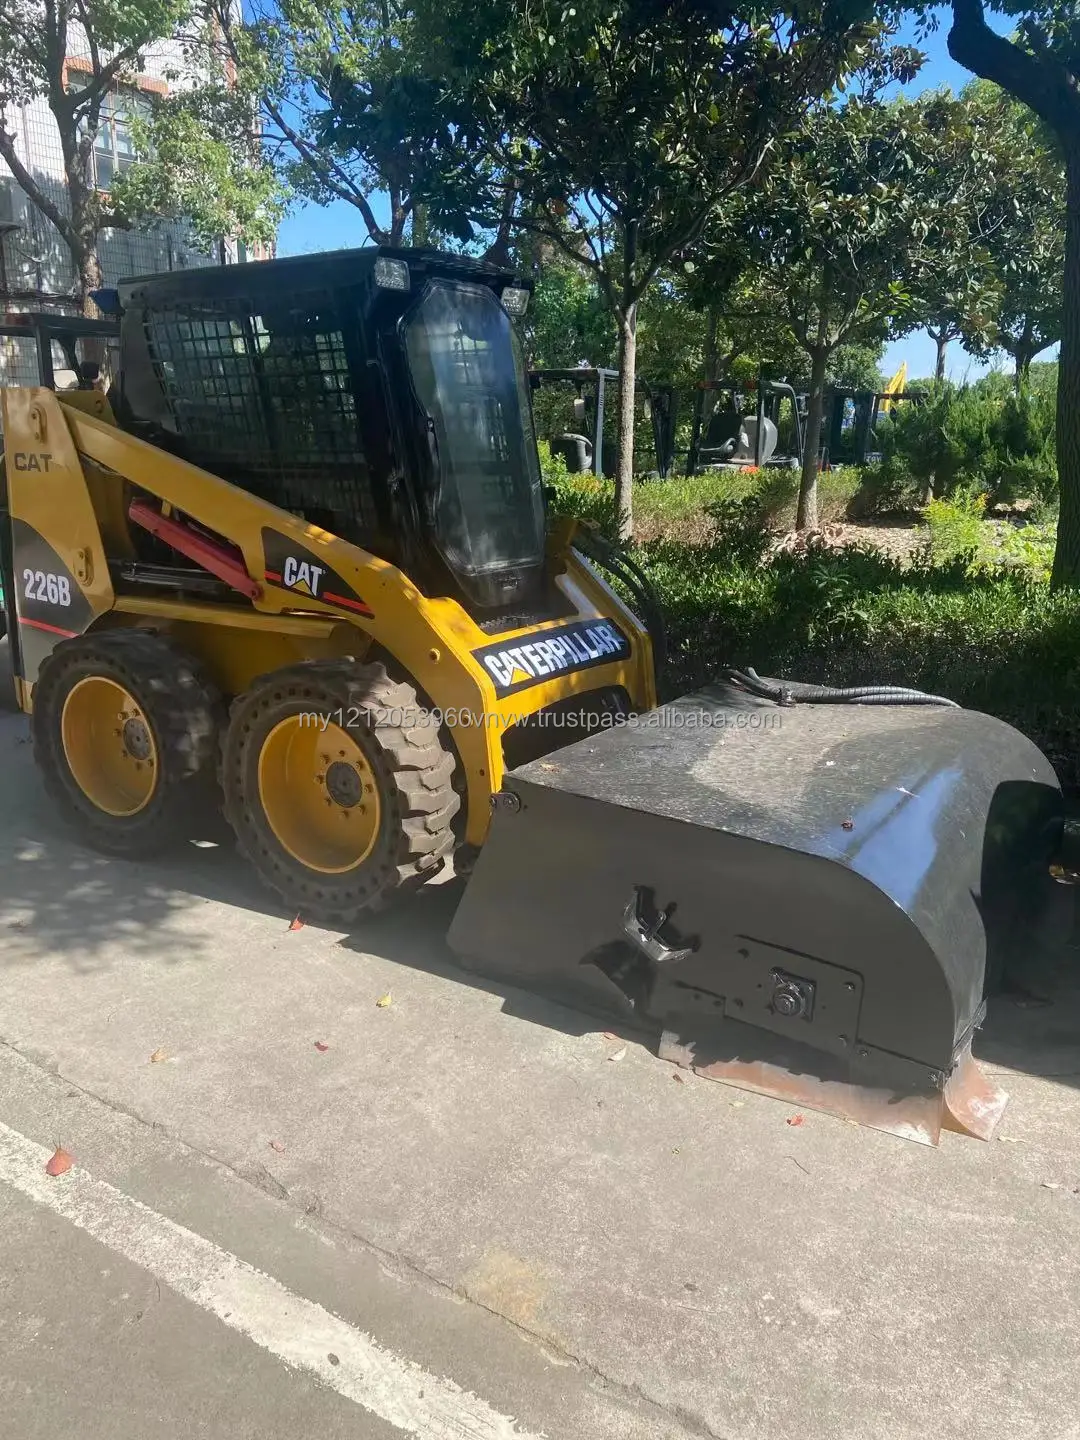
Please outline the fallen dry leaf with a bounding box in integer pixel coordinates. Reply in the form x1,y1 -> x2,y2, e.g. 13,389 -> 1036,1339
375,992 -> 393,1009
45,1147 -> 73,1177
841,819 -> 854,831
601,1031 -> 618,1040
149,1047 -> 168,1064
314,1040 -> 330,1053
289,915 -> 305,932
787,1114 -> 805,1127
1041,1180 -> 1061,1190
607,1045 -> 627,1063
268,1139 -> 285,1154
672,1072 -> 686,1084
998,1136 -> 1023,1144
730,1100 -> 745,1109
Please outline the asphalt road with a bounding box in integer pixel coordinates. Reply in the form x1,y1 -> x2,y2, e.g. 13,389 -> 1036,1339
2,636 -> 1080,1440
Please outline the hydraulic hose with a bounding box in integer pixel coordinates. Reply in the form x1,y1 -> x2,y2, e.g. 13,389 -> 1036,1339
576,529 -> 668,675
727,666 -> 960,708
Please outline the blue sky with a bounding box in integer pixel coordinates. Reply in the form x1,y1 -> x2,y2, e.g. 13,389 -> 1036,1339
276,7 -> 1043,384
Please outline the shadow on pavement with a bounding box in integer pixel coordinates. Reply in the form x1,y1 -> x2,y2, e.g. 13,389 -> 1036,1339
0,639 -> 275,970
978,963 -> 1080,1087
335,877 -> 628,1043
0,826 -> 241,975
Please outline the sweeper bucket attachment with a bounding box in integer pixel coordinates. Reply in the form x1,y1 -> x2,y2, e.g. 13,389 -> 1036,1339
448,684 -> 1065,1144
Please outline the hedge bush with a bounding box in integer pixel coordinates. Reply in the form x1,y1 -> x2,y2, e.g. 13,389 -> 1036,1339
644,531 -> 1080,789
870,377 -> 1057,509
540,444 -> 862,541
541,462 -> 1079,788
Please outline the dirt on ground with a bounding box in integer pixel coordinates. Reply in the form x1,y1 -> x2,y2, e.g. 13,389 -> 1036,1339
773,518 -> 924,561
637,499 -> 1043,564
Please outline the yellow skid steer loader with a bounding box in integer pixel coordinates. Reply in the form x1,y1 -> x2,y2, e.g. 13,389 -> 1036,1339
0,248 -> 1065,1144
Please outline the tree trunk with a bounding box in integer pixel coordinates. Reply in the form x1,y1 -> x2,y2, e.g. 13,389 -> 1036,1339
77,245 -> 104,318
482,187 -> 518,268
1051,149 -> 1080,587
932,330 -> 948,383
388,185 -> 408,246
703,304 -> 719,383
797,343 -> 829,531
1013,321 -> 1035,391
615,304 -> 638,544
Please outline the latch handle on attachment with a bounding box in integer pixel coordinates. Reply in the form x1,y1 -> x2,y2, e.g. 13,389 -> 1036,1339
621,886 -> 695,965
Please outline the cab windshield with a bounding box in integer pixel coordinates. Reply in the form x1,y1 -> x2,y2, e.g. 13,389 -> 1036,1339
403,281 -> 545,588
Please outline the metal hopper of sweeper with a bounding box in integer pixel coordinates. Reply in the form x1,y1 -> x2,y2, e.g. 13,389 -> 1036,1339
447,681 -> 1066,1143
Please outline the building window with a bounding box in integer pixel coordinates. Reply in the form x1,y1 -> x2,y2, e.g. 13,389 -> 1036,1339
72,85 -> 150,190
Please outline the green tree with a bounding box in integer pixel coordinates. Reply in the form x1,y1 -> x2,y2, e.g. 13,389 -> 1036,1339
749,95 -> 982,529
191,0 -> 488,250
905,85 -> 1014,382
111,71 -> 282,260
692,247 -> 889,392
0,1 -> 274,311
947,82 -> 1065,387
0,0 -> 193,311
405,0 -> 895,539
525,256 -> 616,370
942,0 -> 1079,585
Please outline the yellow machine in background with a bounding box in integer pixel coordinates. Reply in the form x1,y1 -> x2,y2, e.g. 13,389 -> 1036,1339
879,361 -> 908,413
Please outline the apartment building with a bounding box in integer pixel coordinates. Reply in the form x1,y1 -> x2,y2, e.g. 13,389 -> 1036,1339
0,26 -> 270,386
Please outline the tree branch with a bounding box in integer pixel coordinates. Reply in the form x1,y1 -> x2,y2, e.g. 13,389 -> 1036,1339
0,123 -> 76,246
263,97 -> 389,242
482,184 -> 518,266
948,0 -> 1078,140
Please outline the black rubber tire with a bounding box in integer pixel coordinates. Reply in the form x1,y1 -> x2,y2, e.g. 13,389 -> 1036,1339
32,628 -> 221,857
220,659 -> 460,924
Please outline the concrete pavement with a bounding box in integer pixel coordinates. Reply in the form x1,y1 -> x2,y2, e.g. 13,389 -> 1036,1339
2,637 -> 1080,1439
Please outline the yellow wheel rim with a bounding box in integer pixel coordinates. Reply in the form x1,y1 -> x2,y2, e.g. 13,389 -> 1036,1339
60,676 -> 159,818
257,718 -> 381,874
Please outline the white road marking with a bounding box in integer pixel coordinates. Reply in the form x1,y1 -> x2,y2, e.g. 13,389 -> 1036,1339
0,1120 -> 540,1439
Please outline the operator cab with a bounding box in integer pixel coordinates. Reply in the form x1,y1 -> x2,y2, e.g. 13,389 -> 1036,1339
106,247 -> 549,617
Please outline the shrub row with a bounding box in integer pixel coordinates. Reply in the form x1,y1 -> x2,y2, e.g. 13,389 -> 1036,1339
648,535 -> 1080,789
542,457 -> 1079,787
